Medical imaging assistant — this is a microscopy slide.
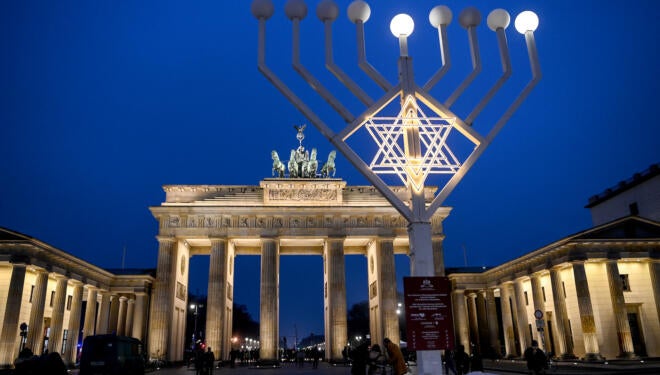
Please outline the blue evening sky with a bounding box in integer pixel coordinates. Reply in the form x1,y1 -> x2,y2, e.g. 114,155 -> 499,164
1,0 -> 658,340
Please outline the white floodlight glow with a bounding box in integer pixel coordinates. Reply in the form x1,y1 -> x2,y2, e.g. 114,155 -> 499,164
514,11 -> 539,33
390,13 -> 414,37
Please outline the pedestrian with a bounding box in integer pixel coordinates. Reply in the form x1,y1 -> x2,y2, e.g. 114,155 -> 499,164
470,347 -> 484,372
350,341 -> 369,375
444,349 -> 457,375
41,351 -> 68,375
368,344 -> 386,375
204,347 -> 215,375
453,345 -> 470,375
296,350 -> 305,367
524,340 -> 547,375
195,348 -> 204,375
312,346 -> 321,369
383,338 -> 408,375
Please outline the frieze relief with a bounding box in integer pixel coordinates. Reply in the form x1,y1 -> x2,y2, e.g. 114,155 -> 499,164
268,188 -> 337,201
163,213 -> 410,230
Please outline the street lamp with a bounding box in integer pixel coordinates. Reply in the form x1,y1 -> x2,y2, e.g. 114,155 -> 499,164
253,1 -> 541,373
190,303 -> 204,346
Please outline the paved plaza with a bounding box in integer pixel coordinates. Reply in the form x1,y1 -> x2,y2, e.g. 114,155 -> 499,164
60,358 -> 660,375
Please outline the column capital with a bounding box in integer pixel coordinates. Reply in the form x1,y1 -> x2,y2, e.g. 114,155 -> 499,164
571,259 -> 587,266
68,278 -> 84,286
209,237 -> 228,244
325,236 -> 346,244
156,235 -> 176,244
119,296 -> 128,302
51,272 -> 68,281
514,273 -> 530,282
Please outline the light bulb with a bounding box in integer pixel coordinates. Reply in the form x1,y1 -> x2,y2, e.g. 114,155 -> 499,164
429,5 -> 452,28
347,1 -> 371,23
487,9 -> 510,31
515,11 -> 539,34
390,13 -> 414,37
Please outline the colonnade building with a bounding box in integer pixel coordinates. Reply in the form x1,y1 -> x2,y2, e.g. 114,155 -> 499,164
0,229 -> 154,367
448,163 -> 660,360
0,164 -> 658,368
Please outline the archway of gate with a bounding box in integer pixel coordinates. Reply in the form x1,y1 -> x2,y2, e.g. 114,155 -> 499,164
147,180 -> 450,362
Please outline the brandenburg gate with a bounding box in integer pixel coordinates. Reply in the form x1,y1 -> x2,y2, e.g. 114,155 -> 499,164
147,177 -> 449,362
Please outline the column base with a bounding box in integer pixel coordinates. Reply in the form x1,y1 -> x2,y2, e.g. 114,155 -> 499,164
583,353 -> 604,362
616,352 -> 637,359
559,353 -> 577,360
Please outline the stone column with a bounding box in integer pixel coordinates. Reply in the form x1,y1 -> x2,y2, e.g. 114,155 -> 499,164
48,276 -> 68,353
108,294 -> 120,334
513,278 -> 531,352
485,288 -> 501,357
530,273 -> 550,351
499,282 -> 516,357
125,298 -> 135,338
96,291 -> 111,335
82,287 -> 98,340
572,261 -> 602,360
650,260 -> 660,327
65,282 -> 83,364
117,296 -> 128,336
324,237 -> 347,361
207,238 -> 228,360
260,237 -> 279,361
605,259 -> 635,358
432,236 -> 446,276
149,236 -> 177,358
132,292 -> 149,342
549,267 -> 573,358
377,238 -> 399,345
26,269 -> 49,353
467,292 -> 479,352
0,263 -> 26,366
452,289 -> 470,351
475,291 -> 489,354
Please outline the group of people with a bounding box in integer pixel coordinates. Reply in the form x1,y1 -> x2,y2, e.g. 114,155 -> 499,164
193,347 -> 216,375
14,347 -> 68,375
350,337 -> 409,375
443,340 -> 548,375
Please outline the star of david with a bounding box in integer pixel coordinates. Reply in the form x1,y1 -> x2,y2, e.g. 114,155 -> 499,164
364,96 -> 462,189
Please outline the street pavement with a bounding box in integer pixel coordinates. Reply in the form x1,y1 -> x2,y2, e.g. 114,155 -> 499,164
63,358 -> 660,375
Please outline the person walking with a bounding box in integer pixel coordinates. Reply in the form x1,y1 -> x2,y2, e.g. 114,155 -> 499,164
383,338 -> 408,375
368,344 -> 386,375
312,346 -> 321,369
204,347 -> 215,375
453,345 -> 470,375
350,341 -> 369,375
524,340 -> 547,375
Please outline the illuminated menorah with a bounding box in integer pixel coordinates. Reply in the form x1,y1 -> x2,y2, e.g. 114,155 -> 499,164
252,0 -> 540,372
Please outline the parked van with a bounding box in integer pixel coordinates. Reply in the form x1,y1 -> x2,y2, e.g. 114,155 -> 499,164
79,334 -> 145,375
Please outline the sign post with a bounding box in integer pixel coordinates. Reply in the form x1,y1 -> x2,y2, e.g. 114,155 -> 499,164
533,309 -> 546,350
403,276 -> 455,351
